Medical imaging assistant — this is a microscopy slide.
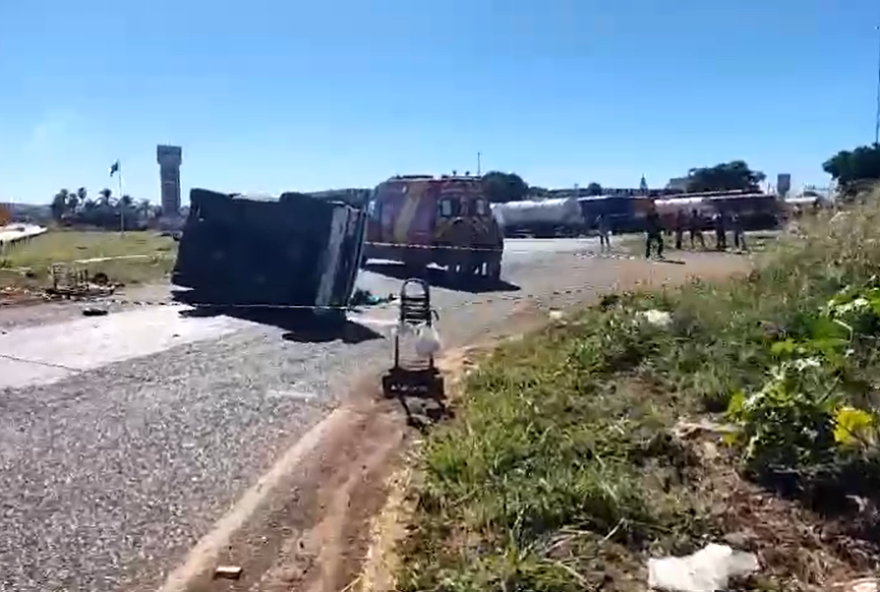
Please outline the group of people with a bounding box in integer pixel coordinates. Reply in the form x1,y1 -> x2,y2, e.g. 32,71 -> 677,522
593,208 -> 748,259
643,208 -> 747,259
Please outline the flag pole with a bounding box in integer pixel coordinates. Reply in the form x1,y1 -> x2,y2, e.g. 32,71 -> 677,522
116,161 -> 124,235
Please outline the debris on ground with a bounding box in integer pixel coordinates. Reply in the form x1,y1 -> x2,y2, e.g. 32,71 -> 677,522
638,308 -> 672,328
672,418 -> 740,441
213,565 -> 243,580
350,288 -> 396,307
548,309 -> 565,322
81,307 -> 109,317
832,577 -> 880,592
647,543 -> 760,592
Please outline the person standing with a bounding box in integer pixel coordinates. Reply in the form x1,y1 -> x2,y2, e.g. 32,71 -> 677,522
596,213 -> 611,252
645,206 -> 664,259
674,209 -> 686,250
732,212 -> 747,251
714,210 -> 727,251
689,208 -> 705,249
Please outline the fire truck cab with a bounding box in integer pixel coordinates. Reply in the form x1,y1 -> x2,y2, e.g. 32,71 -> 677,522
364,174 -> 504,282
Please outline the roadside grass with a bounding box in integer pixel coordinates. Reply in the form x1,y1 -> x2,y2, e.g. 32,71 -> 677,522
397,198 -> 880,591
0,230 -> 176,288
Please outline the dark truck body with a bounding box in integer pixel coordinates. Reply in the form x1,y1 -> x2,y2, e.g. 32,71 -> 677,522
172,188 -> 367,315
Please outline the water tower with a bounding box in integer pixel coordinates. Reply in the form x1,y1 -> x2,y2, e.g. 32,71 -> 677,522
156,145 -> 182,216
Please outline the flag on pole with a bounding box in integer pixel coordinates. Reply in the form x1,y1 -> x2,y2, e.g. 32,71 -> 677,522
109,160 -> 120,177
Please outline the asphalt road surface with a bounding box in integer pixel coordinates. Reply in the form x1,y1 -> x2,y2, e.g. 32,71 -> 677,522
0,237 -> 644,592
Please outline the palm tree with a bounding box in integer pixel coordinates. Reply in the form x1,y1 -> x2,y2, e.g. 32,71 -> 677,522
76,187 -> 87,202
51,189 -> 69,221
66,192 -> 79,213
98,188 -> 112,206
119,194 -> 134,208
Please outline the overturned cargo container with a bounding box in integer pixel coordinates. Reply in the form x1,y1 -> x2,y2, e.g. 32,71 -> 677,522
172,188 -> 367,316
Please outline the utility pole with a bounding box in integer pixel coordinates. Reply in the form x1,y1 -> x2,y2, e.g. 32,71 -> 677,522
875,24 -> 880,144
477,152 -> 482,177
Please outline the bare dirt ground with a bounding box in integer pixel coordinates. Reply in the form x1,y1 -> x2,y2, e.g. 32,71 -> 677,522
177,251 -> 753,592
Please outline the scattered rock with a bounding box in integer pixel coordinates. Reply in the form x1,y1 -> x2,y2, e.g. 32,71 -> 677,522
647,543 -> 759,592
81,308 -> 109,317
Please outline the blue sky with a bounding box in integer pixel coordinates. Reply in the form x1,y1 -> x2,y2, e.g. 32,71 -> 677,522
1,0 -> 878,204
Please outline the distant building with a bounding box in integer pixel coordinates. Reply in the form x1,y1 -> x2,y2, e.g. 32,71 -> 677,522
157,145 -> 183,217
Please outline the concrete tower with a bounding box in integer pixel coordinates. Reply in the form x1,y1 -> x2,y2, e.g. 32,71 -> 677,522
156,145 -> 183,217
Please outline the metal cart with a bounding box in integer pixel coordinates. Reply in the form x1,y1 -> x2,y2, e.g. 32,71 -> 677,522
381,278 -> 444,399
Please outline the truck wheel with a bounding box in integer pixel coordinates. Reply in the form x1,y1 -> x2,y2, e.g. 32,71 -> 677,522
486,256 -> 502,282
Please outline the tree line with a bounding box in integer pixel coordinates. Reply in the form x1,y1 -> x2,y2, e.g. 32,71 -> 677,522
481,142 -> 880,205
479,160 -> 768,204
50,187 -> 160,230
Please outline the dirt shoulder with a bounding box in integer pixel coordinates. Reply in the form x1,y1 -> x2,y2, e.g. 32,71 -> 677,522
168,252 -> 751,592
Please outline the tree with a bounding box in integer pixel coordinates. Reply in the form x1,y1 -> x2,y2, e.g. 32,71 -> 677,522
66,192 -> 79,213
98,188 -> 112,206
481,171 -> 529,203
686,160 -> 765,193
586,182 -> 603,196
51,189 -> 69,221
529,186 -> 549,198
823,144 -> 880,186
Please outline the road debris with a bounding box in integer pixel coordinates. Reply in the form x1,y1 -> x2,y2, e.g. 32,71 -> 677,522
638,308 -> 672,328
350,288 -> 396,307
213,565 -> 243,580
832,577 -> 880,592
647,543 -> 759,592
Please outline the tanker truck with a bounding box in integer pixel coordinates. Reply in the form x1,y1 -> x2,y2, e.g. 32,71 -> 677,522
491,197 -> 584,238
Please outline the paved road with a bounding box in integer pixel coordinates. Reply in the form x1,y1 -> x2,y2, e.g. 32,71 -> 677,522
0,238 -> 612,592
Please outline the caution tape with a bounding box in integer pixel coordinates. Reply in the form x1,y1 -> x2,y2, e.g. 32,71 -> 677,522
41,251 -> 646,311
365,241 -> 504,253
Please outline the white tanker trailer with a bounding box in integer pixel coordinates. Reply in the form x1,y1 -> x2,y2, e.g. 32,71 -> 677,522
491,197 -> 584,238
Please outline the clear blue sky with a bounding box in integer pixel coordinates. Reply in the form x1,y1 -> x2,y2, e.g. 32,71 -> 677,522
1,0 -> 878,204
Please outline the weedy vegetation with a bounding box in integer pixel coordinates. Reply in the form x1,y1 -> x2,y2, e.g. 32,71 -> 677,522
0,230 -> 176,290
396,193 -> 880,591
